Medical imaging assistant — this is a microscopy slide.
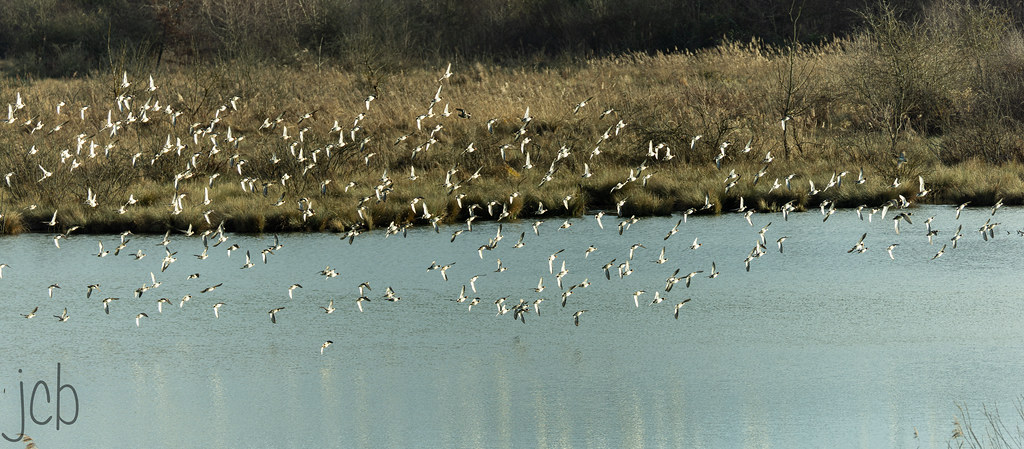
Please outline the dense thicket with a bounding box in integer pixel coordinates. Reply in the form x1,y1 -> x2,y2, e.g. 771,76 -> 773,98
0,0 -> 1019,77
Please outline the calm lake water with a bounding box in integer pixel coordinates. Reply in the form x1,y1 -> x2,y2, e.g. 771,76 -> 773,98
1,204 -> 1022,448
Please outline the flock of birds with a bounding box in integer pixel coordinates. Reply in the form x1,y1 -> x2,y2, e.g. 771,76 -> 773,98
0,63 -> 1014,356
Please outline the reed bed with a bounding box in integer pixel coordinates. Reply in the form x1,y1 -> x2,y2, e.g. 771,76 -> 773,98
952,398 -> 1024,449
1,8 -> 1024,235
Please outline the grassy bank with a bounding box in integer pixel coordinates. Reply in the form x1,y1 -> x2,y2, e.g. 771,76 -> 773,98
1,3 -> 1024,235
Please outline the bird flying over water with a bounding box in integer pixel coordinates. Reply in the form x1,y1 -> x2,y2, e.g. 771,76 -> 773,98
674,298 -> 692,319
848,233 -> 867,254
268,307 -> 284,324
573,309 -> 587,327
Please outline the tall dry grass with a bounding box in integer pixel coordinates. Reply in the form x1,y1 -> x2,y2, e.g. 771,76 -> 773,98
0,4 -> 1023,234
952,398 -> 1024,449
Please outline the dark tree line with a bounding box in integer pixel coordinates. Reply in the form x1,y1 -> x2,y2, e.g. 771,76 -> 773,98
0,0 -> 1021,77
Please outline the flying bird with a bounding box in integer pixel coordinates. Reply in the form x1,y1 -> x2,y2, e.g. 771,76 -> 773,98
21,307 -> 38,319
320,299 -> 336,314
674,298 -> 692,319
201,283 -> 224,293
573,309 -> 587,327
268,307 -> 285,324
887,243 -> 899,260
